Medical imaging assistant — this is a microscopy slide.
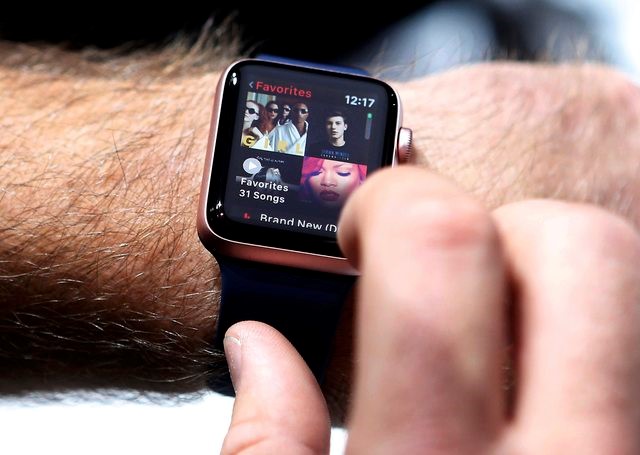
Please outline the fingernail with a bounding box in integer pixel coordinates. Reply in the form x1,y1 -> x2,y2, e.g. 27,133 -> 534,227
223,335 -> 243,391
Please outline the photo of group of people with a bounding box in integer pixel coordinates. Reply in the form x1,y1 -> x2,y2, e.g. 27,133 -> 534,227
239,91 -> 370,212
241,92 -> 308,156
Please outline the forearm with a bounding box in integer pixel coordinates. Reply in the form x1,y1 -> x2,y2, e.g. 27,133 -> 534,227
0,44 -> 226,391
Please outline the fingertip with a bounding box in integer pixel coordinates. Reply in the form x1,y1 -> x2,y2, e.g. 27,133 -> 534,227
222,321 -> 330,454
224,321 -> 314,394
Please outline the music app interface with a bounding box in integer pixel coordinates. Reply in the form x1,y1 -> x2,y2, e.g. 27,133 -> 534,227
224,64 -> 390,239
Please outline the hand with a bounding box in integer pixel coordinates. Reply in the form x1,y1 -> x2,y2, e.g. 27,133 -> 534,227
220,167 -> 640,454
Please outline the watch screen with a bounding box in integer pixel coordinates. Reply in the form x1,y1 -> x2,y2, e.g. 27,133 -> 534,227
207,60 -> 398,257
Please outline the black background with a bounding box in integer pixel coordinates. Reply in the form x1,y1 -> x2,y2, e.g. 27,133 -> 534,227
0,2 -> 591,65
0,4 -> 428,61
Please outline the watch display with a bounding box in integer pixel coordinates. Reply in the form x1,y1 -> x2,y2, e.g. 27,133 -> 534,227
205,60 -> 399,258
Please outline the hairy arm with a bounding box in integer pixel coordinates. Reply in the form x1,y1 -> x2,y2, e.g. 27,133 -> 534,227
0,42 -> 232,391
1,42 -> 639,412
402,62 -> 640,219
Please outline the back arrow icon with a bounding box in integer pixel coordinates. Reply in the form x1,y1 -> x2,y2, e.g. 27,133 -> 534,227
249,81 -> 254,88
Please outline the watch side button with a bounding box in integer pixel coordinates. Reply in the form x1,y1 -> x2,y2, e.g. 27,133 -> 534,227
397,127 -> 413,164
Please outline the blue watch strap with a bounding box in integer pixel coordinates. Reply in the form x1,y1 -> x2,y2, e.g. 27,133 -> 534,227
209,57 -> 364,396
209,257 -> 355,396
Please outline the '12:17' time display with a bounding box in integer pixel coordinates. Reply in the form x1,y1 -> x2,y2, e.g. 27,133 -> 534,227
345,95 -> 375,107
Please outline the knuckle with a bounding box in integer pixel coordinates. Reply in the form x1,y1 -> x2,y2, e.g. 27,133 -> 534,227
539,204 -> 640,268
364,197 -> 497,326
402,197 -> 496,250
222,419 -> 319,455
361,168 -> 497,251
221,419 -> 273,455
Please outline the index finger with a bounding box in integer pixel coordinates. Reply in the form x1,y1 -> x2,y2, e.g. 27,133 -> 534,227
338,167 -> 507,452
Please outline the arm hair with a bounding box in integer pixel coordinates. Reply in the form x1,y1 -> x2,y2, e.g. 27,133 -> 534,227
0,28 -> 241,392
1,32 -> 639,422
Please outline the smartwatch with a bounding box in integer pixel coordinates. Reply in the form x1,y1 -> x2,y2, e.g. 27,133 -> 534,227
197,58 -> 412,395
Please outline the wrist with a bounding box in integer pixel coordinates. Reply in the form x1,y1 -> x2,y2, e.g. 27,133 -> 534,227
0,46 -> 228,390
396,62 -> 640,225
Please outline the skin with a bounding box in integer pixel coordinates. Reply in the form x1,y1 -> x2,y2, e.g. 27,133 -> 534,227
223,167 -> 640,454
291,102 -> 309,136
307,160 -> 361,208
325,115 -> 347,146
265,101 -> 279,121
243,101 -> 262,144
244,101 -> 260,126
1,43 -> 640,436
279,104 -> 291,124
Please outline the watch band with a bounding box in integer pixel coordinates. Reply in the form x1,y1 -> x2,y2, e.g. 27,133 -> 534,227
210,257 -> 355,396
208,57 -> 367,396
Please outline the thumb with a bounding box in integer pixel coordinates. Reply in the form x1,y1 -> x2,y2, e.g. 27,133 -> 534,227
221,321 -> 330,455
